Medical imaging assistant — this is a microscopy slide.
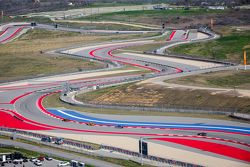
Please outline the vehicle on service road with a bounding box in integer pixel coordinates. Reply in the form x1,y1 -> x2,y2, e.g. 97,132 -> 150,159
41,137 -> 52,142
54,138 -> 64,145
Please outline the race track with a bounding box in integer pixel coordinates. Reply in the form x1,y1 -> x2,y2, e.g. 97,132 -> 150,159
0,23 -> 249,167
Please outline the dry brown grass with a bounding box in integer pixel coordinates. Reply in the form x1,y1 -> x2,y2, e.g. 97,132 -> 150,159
0,29 -> 153,82
44,93 -> 238,121
77,83 -> 250,113
167,70 -> 250,90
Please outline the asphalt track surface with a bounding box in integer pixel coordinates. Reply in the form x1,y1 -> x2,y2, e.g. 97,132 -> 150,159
0,24 -> 250,166
0,26 -> 25,43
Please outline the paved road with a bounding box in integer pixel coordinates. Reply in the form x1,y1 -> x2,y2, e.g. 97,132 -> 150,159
0,26 -> 28,44
36,23 -> 160,34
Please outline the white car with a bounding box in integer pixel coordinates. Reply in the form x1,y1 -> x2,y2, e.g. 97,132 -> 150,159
30,157 -> 38,162
58,161 -> 70,166
34,160 -> 42,166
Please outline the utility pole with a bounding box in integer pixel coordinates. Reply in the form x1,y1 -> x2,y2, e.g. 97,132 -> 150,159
210,18 -> 214,30
1,10 -> 3,20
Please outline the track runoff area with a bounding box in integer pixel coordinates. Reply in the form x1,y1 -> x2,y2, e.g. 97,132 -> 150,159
0,23 -> 249,167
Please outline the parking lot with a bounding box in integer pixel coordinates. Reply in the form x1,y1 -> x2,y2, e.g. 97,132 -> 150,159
1,159 -> 71,167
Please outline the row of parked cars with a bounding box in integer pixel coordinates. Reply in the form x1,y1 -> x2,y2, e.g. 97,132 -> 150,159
30,156 -> 85,166
30,156 -> 52,166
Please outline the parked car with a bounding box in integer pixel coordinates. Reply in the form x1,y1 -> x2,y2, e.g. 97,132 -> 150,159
45,156 -> 52,161
34,160 -> 42,166
58,161 -> 70,166
38,156 -> 45,161
78,162 -> 85,167
70,160 -> 78,167
30,157 -> 37,162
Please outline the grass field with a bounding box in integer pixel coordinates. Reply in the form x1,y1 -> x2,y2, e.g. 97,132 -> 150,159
75,83 -> 250,113
78,9 -> 224,23
87,2 -> 155,8
167,70 -> 250,89
170,28 -> 250,62
0,28 -> 156,82
0,147 -> 43,158
0,16 -> 52,24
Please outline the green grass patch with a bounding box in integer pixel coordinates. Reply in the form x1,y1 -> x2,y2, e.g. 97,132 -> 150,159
170,29 -> 250,62
77,9 -> 224,23
0,16 -> 52,24
0,147 -> 43,158
87,2 -> 151,8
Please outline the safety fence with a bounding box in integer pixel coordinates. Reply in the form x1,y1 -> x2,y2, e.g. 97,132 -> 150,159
80,101 -> 236,114
101,145 -> 204,167
0,127 -> 204,167
0,127 -> 96,151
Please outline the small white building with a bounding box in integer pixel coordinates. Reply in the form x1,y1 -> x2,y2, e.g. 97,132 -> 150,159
0,153 -> 11,162
208,6 -> 225,10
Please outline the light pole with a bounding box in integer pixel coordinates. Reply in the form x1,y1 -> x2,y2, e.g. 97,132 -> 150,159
140,137 -> 143,166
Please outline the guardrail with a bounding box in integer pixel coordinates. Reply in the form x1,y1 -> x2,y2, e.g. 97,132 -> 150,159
0,127 -> 204,167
